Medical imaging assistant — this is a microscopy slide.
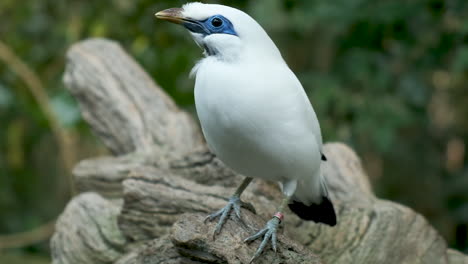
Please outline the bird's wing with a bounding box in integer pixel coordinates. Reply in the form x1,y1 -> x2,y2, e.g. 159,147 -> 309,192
272,65 -> 323,152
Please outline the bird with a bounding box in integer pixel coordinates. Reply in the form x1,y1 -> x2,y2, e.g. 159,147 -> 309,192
156,2 -> 336,262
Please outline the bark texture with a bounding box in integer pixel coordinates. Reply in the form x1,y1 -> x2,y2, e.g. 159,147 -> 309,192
51,38 -> 468,264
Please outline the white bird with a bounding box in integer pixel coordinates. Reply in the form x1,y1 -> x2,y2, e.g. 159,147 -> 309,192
156,2 -> 336,262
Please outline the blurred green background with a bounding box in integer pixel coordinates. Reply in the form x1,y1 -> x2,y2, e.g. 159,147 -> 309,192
1,0 -> 467,262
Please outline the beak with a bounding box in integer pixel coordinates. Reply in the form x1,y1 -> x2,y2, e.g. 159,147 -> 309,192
155,8 -> 185,24
155,7 -> 210,35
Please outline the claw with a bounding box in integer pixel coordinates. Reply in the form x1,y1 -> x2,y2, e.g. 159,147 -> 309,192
214,202 -> 232,236
204,195 -> 253,238
204,207 -> 224,223
233,201 -> 249,228
244,217 -> 281,263
244,227 -> 268,243
271,231 -> 277,252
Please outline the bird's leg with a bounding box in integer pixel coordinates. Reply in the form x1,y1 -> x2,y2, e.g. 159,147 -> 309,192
204,177 -> 255,237
244,195 -> 291,264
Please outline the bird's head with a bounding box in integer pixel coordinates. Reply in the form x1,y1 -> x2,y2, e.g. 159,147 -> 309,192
155,2 -> 281,61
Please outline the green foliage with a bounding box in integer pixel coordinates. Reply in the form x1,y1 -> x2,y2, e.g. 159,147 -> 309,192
1,0 -> 467,259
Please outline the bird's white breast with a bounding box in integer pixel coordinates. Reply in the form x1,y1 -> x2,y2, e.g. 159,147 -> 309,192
194,57 -> 322,184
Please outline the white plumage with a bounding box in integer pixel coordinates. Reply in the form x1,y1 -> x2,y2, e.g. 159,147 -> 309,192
186,3 -> 325,205
156,3 -> 336,261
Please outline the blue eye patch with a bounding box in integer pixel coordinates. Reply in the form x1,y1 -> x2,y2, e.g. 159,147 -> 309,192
183,15 -> 237,36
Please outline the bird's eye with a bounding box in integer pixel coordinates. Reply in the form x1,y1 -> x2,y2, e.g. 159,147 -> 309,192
211,17 -> 223,27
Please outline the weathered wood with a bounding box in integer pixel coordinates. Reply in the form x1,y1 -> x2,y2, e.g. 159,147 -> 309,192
171,213 -> 321,264
64,38 -> 203,155
114,235 -> 183,264
73,154 -> 147,198
50,193 -> 126,264
118,167 -> 274,242
52,38 -> 468,264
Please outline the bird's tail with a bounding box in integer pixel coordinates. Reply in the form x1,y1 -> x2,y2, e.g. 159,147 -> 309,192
288,196 -> 336,226
288,171 -> 337,226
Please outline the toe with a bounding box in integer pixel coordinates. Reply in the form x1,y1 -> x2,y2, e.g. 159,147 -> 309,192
271,231 -> 277,252
213,203 -> 232,235
241,201 -> 257,214
244,228 -> 268,243
204,208 -> 224,223
233,201 -> 242,219
249,231 -> 272,263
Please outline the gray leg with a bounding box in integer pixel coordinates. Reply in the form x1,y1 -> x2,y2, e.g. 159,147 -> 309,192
204,177 -> 254,237
244,195 -> 291,263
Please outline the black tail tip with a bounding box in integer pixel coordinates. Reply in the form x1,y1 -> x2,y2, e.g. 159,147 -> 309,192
288,196 -> 337,226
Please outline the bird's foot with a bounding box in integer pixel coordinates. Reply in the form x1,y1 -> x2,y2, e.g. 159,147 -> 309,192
244,213 -> 282,263
204,196 -> 256,238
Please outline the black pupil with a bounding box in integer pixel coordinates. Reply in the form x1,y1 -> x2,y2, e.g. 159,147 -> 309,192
211,18 -> 223,27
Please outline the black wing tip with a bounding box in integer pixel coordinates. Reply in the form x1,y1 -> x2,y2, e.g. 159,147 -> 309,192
321,153 -> 327,161
288,196 -> 337,226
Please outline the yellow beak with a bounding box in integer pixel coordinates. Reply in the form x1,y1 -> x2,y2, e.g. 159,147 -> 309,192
155,8 -> 185,24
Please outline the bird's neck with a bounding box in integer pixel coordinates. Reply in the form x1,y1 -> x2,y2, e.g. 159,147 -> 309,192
203,45 -> 284,66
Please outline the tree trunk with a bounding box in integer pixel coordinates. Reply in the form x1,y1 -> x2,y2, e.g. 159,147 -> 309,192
51,38 -> 468,264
